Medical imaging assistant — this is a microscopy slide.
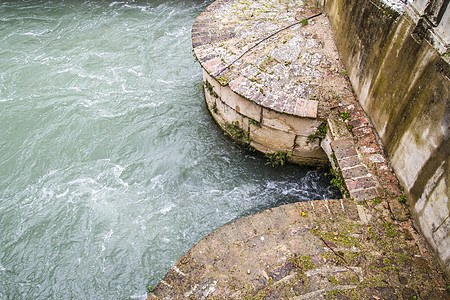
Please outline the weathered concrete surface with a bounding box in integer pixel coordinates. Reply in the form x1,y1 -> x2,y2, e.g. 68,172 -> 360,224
325,0 -> 449,273
148,199 -> 449,299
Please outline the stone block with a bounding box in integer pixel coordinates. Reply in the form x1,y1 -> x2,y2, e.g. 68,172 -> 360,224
358,143 -> 380,155
347,176 -> 378,191
433,217 -> 450,273
335,146 -> 358,158
262,108 -> 322,135
418,176 -> 449,253
320,133 -> 334,161
356,134 -> 376,147
328,113 -> 352,139
215,98 -> 244,127
331,138 -> 357,158
348,117 -> 369,129
294,98 -> 318,118
250,210 -> 274,236
250,125 -> 295,152
229,75 -> 244,90
368,154 -> 385,163
203,58 -> 222,73
292,136 -> 328,163
282,204 -> 303,225
348,109 -> 364,120
341,165 -> 369,179
289,155 -> 329,167
249,141 -> 274,154
340,199 -> 361,221
220,85 -> 262,121
267,206 -> 291,231
326,199 -> 347,216
350,187 -> 380,202
337,155 -> 360,169
352,126 -> 373,137
210,104 -> 226,128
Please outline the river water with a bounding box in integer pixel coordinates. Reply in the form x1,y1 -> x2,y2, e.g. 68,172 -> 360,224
0,0 -> 339,298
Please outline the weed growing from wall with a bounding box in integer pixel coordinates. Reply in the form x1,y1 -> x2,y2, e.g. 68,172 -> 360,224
212,103 -> 218,114
398,194 -> 408,205
192,51 -> 198,63
249,118 -> 261,127
340,111 -> 350,121
307,119 -> 328,143
326,153 -> 350,198
224,121 -> 252,146
265,151 -> 292,167
328,168 -> 349,198
204,80 -> 218,98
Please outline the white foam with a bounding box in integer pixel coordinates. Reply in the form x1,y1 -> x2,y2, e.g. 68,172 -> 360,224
129,294 -> 147,300
159,203 -> 175,214
381,0 -> 406,13
109,1 -> 124,7
55,189 -> 69,198
113,164 -> 128,187
165,27 -> 187,38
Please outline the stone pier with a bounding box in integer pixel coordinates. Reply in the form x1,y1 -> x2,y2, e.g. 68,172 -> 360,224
193,0 -> 348,166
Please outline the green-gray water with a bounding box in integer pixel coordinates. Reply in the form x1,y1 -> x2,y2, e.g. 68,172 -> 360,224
0,0 -> 339,298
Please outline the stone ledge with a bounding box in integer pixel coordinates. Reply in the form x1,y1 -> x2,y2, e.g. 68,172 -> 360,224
148,199 -> 449,299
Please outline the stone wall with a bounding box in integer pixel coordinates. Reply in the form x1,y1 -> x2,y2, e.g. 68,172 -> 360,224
324,0 -> 449,273
202,70 -> 329,166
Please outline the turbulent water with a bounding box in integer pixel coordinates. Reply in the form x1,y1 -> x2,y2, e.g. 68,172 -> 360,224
0,0 -> 339,298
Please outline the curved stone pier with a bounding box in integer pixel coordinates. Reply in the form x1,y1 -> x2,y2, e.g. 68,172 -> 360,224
192,0 -> 351,166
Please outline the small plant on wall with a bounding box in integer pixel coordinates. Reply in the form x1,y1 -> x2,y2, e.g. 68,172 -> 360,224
212,103 -> 218,114
204,80 -> 218,98
326,153 -> 350,198
224,121 -> 252,146
307,119 -> 328,143
340,111 -> 350,121
265,151 -> 292,167
249,118 -> 261,127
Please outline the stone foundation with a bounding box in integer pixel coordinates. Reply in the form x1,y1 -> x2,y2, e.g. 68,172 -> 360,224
203,70 -> 328,166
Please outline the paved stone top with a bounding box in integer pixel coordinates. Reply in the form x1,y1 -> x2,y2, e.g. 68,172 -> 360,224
192,0 -> 351,119
149,199 -> 449,299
